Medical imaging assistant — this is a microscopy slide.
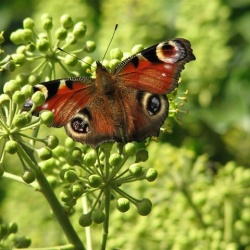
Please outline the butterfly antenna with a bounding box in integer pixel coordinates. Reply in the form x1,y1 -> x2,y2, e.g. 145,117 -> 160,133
102,24 -> 118,62
57,47 -> 95,69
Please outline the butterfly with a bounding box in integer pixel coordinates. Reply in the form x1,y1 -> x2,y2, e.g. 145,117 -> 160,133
25,38 -> 195,148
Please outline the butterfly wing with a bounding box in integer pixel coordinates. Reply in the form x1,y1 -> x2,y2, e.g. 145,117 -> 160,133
32,78 -> 95,127
113,38 -> 195,94
26,38 -> 195,148
107,38 -> 195,143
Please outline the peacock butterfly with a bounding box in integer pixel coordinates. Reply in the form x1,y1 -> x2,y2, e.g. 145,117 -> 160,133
24,38 -> 195,148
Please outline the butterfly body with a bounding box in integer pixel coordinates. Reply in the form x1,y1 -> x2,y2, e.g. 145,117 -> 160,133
27,38 -> 195,148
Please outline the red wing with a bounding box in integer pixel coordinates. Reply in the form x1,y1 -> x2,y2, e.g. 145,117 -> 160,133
114,38 -> 195,94
34,78 -> 95,127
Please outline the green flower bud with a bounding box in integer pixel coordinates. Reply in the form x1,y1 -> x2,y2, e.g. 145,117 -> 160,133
109,59 -> 120,70
21,85 -> 34,99
0,31 -> 4,44
16,45 -> 26,54
16,73 -> 29,86
5,140 -> 18,154
13,114 -> 28,128
110,48 -> 123,60
8,222 -> 18,234
60,190 -> 72,202
131,44 -> 144,54
116,198 -> 130,213
10,29 -> 33,44
53,145 -> 66,157
23,17 -> 35,29
122,52 -> 131,60
136,198 -> 152,216
73,22 -> 87,38
36,38 -> 50,52
71,147 -> 83,159
64,199 -> 76,207
79,212 -> 92,227
123,143 -> 137,157
39,158 -> 56,172
14,236 -> 31,248
22,170 -> 36,183
45,135 -> 59,149
100,59 -> 109,68
0,94 -> 10,105
10,30 -> 22,44
42,18 -> 53,31
59,164 -> 72,180
20,29 -> 33,43
60,14 -> 74,29
84,150 -> 97,166
2,60 -> 16,72
28,74 -> 40,85
26,42 -> 36,52
66,34 -> 77,45
129,163 -> 144,177
88,175 -> 102,188
84,40 -> 95,53
109,153 -> 122,167
135,148 -> 149,162
64,137 -> 76,149
71,184 -> 84,198
3,80 -> 20,94
64,170 -> 78,183
145,168 -> 158,182
37,146 -> 52,160
12,91 -> 26,105
41,14 -> 52,21
55,27 -> 68,40
40,111 -> 54,125
81,56 -> 94,70
91,209 -> 105,224
31,91 -> 45,106
64,54 -> 78,67
11,53 -> 26,65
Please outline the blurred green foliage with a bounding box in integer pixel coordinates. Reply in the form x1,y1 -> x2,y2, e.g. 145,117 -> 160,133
1,0 -> 250,249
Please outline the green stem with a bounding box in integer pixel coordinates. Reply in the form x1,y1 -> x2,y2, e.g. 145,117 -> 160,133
100,188 -> 111,250
181,185 -> 206,228
99,147 -> 112,250
17,244 -> 75,250
19,143 -> 85,250
3,171 -> 31,185
81,196 -> 93,250
35,167 -> 85,250
223,198 -> 234,243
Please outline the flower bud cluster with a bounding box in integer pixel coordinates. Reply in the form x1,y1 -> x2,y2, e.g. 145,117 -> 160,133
53,140 -> 158,225
0,78 -> 58,177
0,217 -> 31,248
0,14 -> 96,80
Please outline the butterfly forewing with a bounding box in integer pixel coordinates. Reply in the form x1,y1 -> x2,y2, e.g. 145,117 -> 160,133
114,38 -> 195,94
35,78 -> 95,126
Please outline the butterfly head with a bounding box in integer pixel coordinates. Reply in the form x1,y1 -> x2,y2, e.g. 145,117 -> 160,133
95,61 -> 115,95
